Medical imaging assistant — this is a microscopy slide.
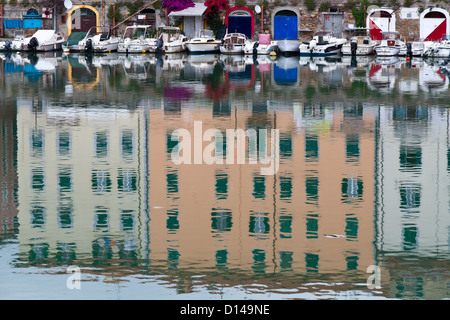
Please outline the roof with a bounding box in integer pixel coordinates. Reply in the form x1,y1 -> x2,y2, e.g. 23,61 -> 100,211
168,3 -> 207,17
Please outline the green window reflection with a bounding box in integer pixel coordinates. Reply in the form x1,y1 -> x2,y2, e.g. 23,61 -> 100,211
215,172 -> 228,200
28,243 -> 49,261
346,252 -> 359,270
58,167 -> 72,193
120,210 -> 135,231
118,169 -> 137,192
211,208 -> 232,232
30,205 -> 46,228
94,214 -> 110,232
395,277 -> 424,299
31,129 -> 44,157
249,212 -> 269,236
58,131 -> 71,157
57,204 -> 73,229
279,133 -> 292,158
279,251 -> 293,272
399,185 -> 421,210
305,253 -> 319,273
251,249 -> 266,274
402,225 -> 418,251
305,135 -> 319,160
56,242 -> 76,263
95,131 -> 108,158
252,176 -> 266,199
91,170 -> 112,192
121,130 -> 134,159
399,145 -> 422,172
167,248 -> 180,270
215,249 -> 228,270
166,133 -> 179,158
306,214 -> 319,239
305,176 -> 319,205
345,215 -> 358,241
346,134 -> 360,162
32,168 -> 45,191
341,178 -> 363,202
279,215 -> 292,238
279,176 -> 292,200
166,169 -> 178,194
166,208 -> 180,232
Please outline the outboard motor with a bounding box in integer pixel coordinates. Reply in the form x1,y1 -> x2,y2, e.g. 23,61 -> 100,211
85,38 -> 93,53
4,39 -> 12,51
406,43 -> 412,57
351,41 -> 357,56
253,41 -> 259,55
156,37 -> 164,54
27,37 -> 39,51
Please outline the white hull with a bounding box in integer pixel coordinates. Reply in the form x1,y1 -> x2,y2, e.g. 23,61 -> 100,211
220,43 -> 244,54
375,46 -> 400,56
164,43 -> 186,53
277,40 -> 301,53
91,41 -> 119,53
243,41 -> 277,55
342,44 -> 377,55
187,42 -> 220,53
118,43 -> 149,53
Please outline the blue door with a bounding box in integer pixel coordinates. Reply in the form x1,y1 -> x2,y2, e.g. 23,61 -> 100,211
228,16 -> 252,38
274,16 -> 298,40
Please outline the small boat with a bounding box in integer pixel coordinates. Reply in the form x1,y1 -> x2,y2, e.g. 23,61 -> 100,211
148,26 -> 187,54
78,26 -> 119,53
244,33 -> 277,55
299,31 -> 346,56
422,36 -> 450,58
342,36 -> 378,55
62,31 -> 87,53
118,24 -> 154,54
220,32 -> 247,55
375,32 -> 406,57
186,29 -> 221,54
11,30 -> 64,52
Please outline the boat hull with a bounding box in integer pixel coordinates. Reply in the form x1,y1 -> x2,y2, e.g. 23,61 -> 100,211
375,46 -> 400,56
220,43 -> 244,55
186,42 -> 220,53
277,40 -> 301,54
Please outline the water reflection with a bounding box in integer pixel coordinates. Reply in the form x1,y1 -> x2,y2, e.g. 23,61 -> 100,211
1,51 -> 450,299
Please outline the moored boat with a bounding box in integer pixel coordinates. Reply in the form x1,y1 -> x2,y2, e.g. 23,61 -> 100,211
118,24 -> 154,54
220,32 -> 247,55
186,29 -> 221,54
78,26 -> 119,53
374,32 -> 406,57
299,31 -> 346,56
342,36 -> 378,55
244,33 -> 277,55
11,30 -> 64,52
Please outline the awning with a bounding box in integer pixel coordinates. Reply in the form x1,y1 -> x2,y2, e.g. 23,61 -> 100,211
168,3 -> 207,17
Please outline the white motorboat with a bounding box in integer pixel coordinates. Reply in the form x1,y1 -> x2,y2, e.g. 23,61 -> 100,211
186,29 -> 221,53
422,36 -> 450,58
220,32 -> 247,55
342,36 -> 378,55
374,32 -> 406,56
409,41 -> 435,56
12,30 -> 64,52
118,24 -> 155,54
148,26 -> 187,54
277,39 -> 301,55
78,26 -> 119,53
299,32 -> 346,56
244,33 -> 277,55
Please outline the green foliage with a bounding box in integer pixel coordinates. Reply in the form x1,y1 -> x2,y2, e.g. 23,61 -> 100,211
318,1 -> 331,12
304,0 -> 316,11
107,5 -> 123,22
236,0 -> 246,7
403,0 -> 414,7
351,0 -> 371,28
124,1 -> 145,15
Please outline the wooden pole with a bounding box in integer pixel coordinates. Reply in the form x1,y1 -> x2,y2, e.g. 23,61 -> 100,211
261,5 -> 263,33
1,5 -> 3,38
113,5 -> 115,36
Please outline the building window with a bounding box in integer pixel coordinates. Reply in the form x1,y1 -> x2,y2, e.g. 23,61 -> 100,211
215,172 -> 228,200
305,135 -> 319,161
121,130 -> 134,159
252,175 -> 266,199
58,131 -> 71,157
211,208 -> 232,233
95,131 -> 108,158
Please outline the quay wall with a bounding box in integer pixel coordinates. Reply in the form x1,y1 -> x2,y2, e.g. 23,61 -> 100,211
0,1 -> 449,41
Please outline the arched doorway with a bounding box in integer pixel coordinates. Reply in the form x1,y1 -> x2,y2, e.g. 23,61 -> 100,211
67,5 -> 100,36
367,9 -> 395,40
272,8 -> 299,40
420,8 -> 449,41
225,7 -> 254,39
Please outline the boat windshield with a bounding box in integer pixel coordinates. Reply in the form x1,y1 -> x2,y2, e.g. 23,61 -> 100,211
123,27 -> 149,39
86,27 -> 111,39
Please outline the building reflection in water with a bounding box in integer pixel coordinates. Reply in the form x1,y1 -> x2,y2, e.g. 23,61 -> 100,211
2,51 -> 449,298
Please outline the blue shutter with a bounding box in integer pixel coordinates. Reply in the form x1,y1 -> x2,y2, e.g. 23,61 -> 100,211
274,16 -> 298,40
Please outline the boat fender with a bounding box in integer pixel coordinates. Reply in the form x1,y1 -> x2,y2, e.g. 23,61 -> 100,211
4,39 -> 11,51
85,38 -> 93,53
351,41 -> 357,56
28,37 -> 39,51
253,41 -> 259,55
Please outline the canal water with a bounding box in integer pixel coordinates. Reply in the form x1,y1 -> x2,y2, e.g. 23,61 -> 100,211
0,51 -> 449,300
